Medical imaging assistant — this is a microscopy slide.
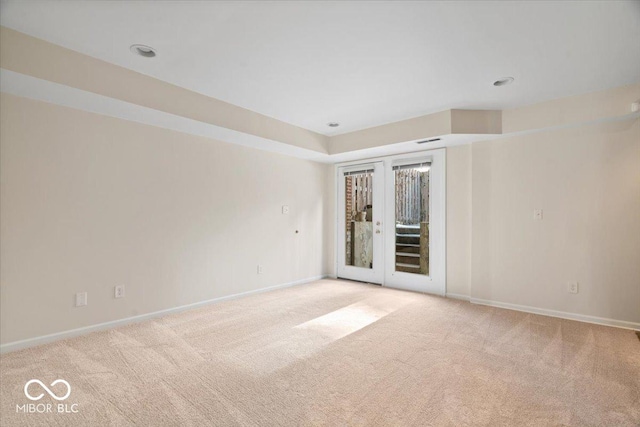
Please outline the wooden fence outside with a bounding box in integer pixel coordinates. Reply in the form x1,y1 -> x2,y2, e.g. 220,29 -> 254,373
395,169 -> 429,225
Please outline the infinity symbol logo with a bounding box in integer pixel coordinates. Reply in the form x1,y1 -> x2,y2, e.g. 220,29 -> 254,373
24,379 -> 71,401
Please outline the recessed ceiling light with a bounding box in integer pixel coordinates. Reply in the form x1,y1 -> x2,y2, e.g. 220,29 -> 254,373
493,77 -> 514,87
327,122 -> 340,128
130,44 -> 156,58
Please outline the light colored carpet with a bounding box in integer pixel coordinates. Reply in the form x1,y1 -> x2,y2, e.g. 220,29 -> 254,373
1,279 -> 638,426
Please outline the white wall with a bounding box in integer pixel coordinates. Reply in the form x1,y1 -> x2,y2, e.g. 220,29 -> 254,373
470,118 -> 640,324
446,145 -> 472,298
0,94 -> 334,344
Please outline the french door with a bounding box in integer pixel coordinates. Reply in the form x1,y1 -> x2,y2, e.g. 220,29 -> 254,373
336,149 -> 446,295
336,162 -> 385,284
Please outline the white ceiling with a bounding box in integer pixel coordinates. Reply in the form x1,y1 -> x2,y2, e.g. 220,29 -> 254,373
1,1 -> 639,136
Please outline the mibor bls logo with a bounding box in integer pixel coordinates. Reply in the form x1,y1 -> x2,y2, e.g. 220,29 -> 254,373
16,379 -> 79,414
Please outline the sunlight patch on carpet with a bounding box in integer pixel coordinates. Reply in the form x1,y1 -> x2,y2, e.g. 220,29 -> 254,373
295,302 -> 390,340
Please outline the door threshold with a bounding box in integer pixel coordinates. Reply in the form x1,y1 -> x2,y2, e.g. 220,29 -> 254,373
336,277 -> 382,286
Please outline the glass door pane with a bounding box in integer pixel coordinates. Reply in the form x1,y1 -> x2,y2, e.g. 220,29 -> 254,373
344,169 -> 374,269
337,162 -> 383,285
394,163 -> 429,275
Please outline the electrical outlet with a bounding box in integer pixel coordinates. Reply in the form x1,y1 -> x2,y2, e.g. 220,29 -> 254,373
257,265 -> 264,274
115,285 -> 125,299
75,292 -> 87,307
533,209 -> 543,221
568,281 -> 579,294
282,205 -> 290,215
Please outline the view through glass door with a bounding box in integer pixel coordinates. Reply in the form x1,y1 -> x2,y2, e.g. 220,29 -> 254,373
336,162 -> 384,284
384,151 -> 445,294
391,162 -> 430,276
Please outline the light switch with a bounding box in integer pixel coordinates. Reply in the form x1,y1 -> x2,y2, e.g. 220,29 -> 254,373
568,281 -> 579,294
282,205 -> 290,214
75,292 -> 87,307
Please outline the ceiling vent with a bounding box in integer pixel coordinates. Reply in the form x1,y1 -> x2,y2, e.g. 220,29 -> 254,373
416,138 -> 441,144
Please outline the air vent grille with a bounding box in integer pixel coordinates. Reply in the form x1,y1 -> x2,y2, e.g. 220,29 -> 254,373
416,138 -> 441,144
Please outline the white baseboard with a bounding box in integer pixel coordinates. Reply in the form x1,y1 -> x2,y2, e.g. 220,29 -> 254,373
470,297 -> 640,331
445,293 -> 471,301
0,275 -> 328,354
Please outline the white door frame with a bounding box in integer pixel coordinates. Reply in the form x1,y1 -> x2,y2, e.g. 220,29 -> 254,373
383,150 -> 446,295
336,162 -> 385,284
335,148 -> 446,295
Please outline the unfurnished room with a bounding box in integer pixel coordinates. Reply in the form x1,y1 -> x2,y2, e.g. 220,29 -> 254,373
0,1 -> 639,426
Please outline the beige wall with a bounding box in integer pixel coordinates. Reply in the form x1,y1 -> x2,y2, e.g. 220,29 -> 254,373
329,110 -> 452,154
441,84 -> 640,325
0,94 -> 334,344
442,116 -> 640,325
469,118 -> 640,323
329,109 -> 502,155
446,145 -> 472,297
502,83 -> 640,134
